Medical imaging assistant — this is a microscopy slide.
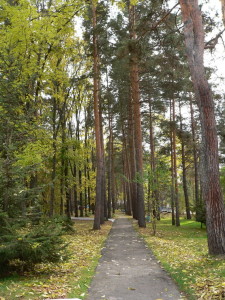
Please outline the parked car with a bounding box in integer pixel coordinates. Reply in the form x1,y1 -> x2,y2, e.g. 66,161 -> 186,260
160,207 -> 172,213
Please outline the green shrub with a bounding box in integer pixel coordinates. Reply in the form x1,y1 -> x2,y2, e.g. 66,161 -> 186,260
0,212 -> 69,276
53,215 -> 75,234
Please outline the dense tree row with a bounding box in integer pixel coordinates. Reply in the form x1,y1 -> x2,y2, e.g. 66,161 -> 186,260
1,0 -> 225,254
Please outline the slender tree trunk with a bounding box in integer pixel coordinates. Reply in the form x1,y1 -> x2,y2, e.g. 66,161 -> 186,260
172,97 -> 180,226
69,122 -> 78,217
107,109 -> 113,218
179,102 -> 191,219
87,167 -> 91,213
190,96 -> 200,221
84,167 -> 88,217
111,138 -> 116,215
122,131 -> 132,215
128,99 -> 138,219
60,118 -> 66,215
99,100 -> 106,223
92,2 -> 103,230
50,97 -> 57,217
60,110 -> 67,216
84,117 -> 88,217
147,170 -> 151,216
65,157 -> 71,218
180,0 -> 225,254
149,100 -> 160,220
78,170 -> 83,217
170,99 -> 175,226
129,4 -> 146,227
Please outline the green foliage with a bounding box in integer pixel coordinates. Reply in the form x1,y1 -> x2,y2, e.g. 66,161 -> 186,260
195,201 -> 206,226
0,211 -> 14,235
42,215 -> 75,234
0,212 -> 68,276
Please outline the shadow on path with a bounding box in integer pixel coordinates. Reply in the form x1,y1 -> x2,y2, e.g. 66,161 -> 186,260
86,218 -> 185,300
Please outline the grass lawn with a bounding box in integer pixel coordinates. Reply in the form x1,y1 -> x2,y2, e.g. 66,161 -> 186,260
0,220 -> 112,300
136,216 -> 225,300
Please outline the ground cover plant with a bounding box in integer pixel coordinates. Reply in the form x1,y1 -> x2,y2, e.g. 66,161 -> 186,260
0,220 -> 112,300
136,217 -> 225,300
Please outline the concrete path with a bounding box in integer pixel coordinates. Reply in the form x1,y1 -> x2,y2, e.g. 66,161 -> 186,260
86,218 -> 185,300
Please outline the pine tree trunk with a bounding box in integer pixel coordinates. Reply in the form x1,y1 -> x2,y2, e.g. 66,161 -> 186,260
99,101 -> 106,223
107,109 -> 113,218
122,135 -> 132,215
92,2 -> 103,230
111,138 -> 116,215
84,119 -> 88,217
128,98 -> 138,219
129,4 -> 146,228
180,0 -> 225,254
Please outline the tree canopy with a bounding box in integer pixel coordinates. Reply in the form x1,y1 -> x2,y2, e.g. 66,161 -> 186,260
1,0 -> 225,255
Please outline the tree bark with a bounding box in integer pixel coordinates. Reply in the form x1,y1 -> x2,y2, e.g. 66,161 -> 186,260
99,99 -> 106,223
179,101 -> 191,220
172,97 -> 180,226
50,99 -> 57,217
60,107 -> 67,216
92,2 -> 104,230
190,96 -> 200,220
129,4 -> 146,227
107,114 -> 112,219
170,99 -> 176,226
128,98 -> 138,219
122,125 -> 132,215
179,0 -> 225,254
149,100 -> 160,220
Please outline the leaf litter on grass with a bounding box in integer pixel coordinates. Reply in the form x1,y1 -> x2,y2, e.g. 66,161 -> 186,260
136,218 -> 225,300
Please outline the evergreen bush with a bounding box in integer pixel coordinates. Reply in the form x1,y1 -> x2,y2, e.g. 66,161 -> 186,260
0,211 -> 69,276
53,215 -> 75,234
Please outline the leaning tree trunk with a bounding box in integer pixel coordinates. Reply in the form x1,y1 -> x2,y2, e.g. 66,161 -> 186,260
179,0 -> 225,255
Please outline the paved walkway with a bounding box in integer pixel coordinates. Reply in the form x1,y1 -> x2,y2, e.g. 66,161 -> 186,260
86,218 -> 185,300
